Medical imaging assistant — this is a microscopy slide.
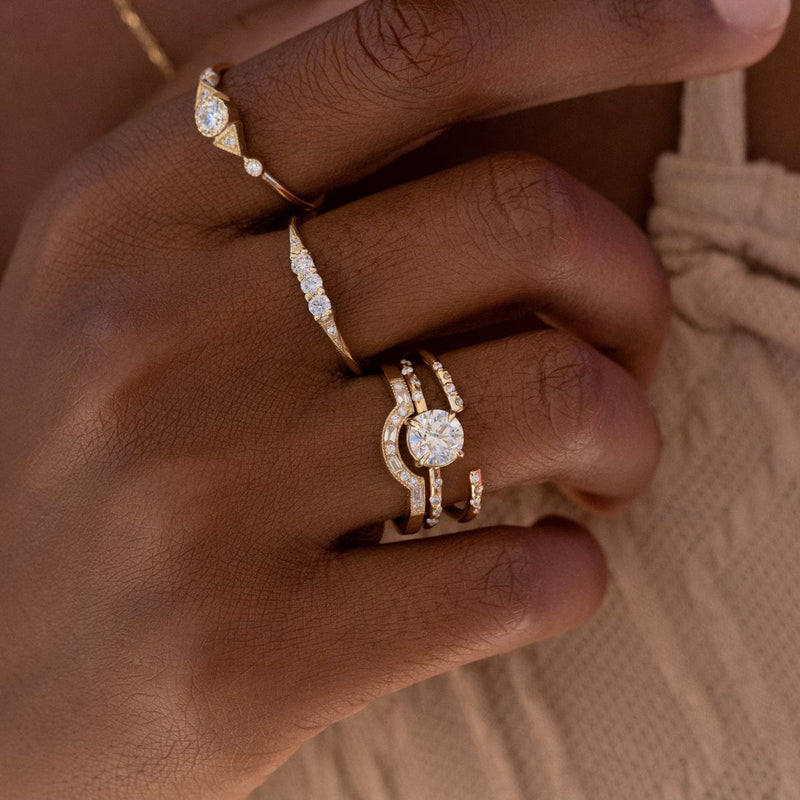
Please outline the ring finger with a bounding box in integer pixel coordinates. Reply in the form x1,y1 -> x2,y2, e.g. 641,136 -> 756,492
301,326 -> 660,540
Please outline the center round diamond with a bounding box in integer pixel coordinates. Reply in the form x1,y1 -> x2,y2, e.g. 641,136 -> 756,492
195,97 -> 229,137
406,410 -> 464,468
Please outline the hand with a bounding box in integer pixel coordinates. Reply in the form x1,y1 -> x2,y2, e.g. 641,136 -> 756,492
0,0 -> 787,796
0,0 -> 363,264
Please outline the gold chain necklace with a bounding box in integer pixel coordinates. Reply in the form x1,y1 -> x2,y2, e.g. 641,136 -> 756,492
111,0 -> 175,80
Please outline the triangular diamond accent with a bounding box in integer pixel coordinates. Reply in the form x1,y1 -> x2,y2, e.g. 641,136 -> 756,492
213,123 -> 243,156
289,223 -> 304,256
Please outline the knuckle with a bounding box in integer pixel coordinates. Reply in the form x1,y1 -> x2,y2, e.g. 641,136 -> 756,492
352,0 -> 479,95
35,160 -> 113,279
515,332 -> 603,462
463,539 -> 536,640
467,154 -> 586,289
608,0 -> 666,39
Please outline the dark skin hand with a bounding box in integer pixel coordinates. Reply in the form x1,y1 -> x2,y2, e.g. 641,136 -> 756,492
1,1 -> 797,268
0,1 -> 792,798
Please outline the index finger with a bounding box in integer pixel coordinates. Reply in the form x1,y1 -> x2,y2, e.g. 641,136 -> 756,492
108,0 -> 788,225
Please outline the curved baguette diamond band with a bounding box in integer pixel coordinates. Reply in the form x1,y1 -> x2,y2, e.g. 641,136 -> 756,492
289,219 -> 364,376
381,364 -> 427,535
194,65 -> 322,211
382,352 -> 483,534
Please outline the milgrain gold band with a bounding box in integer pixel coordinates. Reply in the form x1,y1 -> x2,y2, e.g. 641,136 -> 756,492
380,363 -> 426,536
194,65 -> 323,211
289,219 -> 363,376
112,0 -> 175,80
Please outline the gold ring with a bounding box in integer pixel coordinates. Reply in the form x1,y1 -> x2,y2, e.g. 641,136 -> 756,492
380,363 -> 427,535
415,349 -> 483,523
382,352 -> 483,534
194,65 -> 323,211
289,219 -> 363,376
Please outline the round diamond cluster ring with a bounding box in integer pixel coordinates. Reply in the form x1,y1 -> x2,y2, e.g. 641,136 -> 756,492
381,351 -> 483,535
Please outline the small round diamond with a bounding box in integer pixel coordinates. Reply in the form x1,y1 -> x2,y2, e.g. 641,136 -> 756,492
291,253 -> 314,276
398,405 -> 409,416
200,68 -> 220,86
244,158 -> 263,177
412,391 -> 424,403
386,445 -> 396,455
401,366 -> 413,376
301,273 -> 323,294
446,384 -> 458,395
195,97 -> 228,137
406,410 -> 465,468
470,473 -> 481,484
401,471 -> 410,482
327,326 -> 337,336
308,294 -> 332,319
470,499 -> 481,508
391,415 -> 401,425
432,362 -> 443,371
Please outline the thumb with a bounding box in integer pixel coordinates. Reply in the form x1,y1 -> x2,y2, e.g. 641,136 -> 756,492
309,518 -> 606,722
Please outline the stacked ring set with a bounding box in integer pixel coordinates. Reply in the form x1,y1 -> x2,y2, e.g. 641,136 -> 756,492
195,65 -> 484,535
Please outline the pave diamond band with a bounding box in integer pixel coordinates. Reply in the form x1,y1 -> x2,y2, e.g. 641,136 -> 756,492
383,353 -> 483,533
194,65 -> 322,211
289,219 -> 363,376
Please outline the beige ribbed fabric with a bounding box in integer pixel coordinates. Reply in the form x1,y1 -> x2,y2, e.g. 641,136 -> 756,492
254,71 -> 800,799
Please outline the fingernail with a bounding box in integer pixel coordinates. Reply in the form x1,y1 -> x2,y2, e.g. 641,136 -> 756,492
712,0 -> 791,32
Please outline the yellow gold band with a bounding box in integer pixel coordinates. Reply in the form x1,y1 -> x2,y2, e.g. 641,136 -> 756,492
289,219 -> 363,376
195,65 -> 323,211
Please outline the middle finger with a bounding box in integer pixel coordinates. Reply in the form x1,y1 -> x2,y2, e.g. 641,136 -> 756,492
235,152 -> 671,384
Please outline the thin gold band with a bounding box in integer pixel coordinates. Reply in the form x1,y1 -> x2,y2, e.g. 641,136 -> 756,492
195,65 -> 323,211
415,349 -> 483,522
289,219 -> 363,376
399,360 -> 446,529
112,0 -> 175,80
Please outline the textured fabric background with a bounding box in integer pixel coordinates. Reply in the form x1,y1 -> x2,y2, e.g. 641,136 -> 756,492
253,71 -> 800,799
